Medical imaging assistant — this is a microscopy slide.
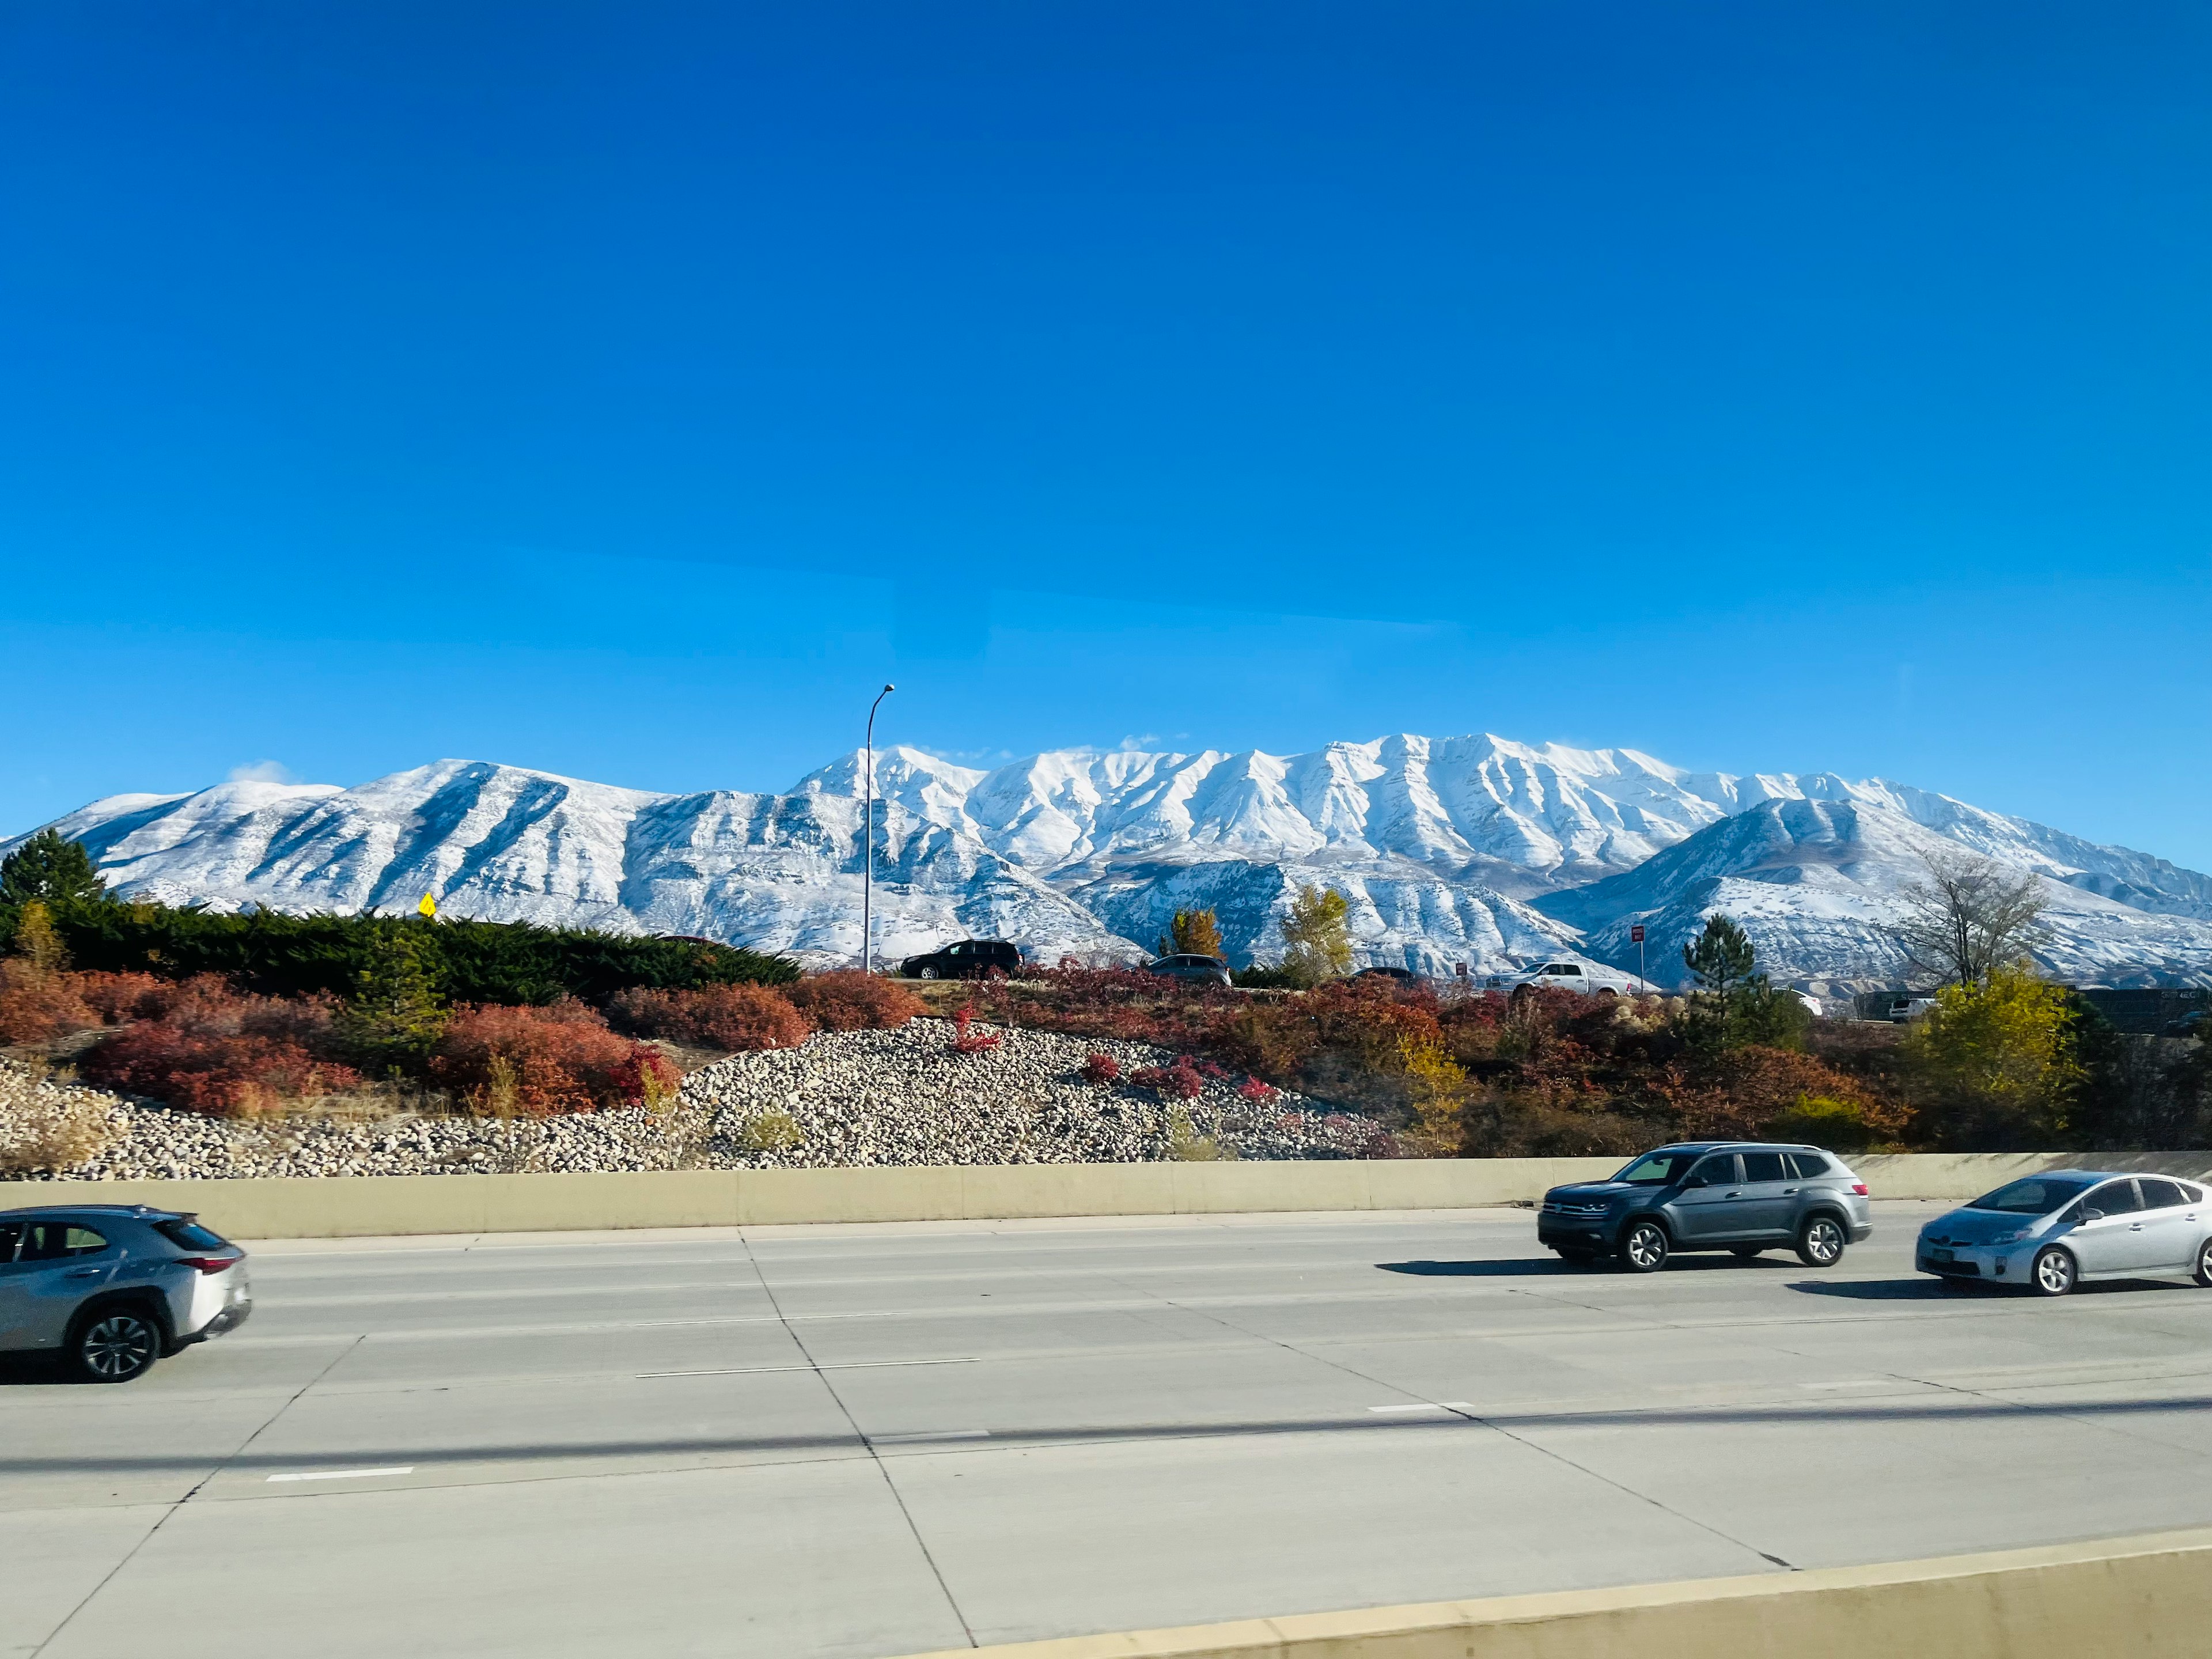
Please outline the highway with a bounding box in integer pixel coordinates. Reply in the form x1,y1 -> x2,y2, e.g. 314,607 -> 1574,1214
10,1200 -> 2212,1658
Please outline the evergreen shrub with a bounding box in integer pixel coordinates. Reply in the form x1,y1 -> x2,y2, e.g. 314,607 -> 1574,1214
43,902 -> 797,1006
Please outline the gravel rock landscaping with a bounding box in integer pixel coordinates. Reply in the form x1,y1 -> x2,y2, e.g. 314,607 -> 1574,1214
1,1018 -> 1386,1181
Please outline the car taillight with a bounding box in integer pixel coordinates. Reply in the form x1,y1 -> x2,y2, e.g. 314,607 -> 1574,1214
1851,1183 -> 1869,1196
175,1256 -> 238,1274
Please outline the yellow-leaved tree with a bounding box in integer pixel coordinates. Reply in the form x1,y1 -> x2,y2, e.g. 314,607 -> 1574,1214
1158,907 -> 1226,961
1903,963 -> 2081,1148
1399,1032 -> 1471,1156
1278,885 -> 1353,987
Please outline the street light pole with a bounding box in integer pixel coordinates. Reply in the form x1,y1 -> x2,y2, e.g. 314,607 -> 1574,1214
861,683 -> 895,973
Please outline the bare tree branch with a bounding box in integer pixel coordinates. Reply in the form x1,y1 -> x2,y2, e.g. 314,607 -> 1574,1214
1892,846 -> 2049,987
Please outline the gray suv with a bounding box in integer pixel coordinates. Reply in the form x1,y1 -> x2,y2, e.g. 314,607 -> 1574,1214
1538,1142 -> 1873,1272
0,1205 -> 251,1382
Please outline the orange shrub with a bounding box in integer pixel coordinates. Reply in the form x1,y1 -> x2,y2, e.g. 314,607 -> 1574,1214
783,971 -> 925,1032
78,980 -> 359,1114
429,999 -> 678,1115
0,960 -> 101,1045
608,983 -> 811,1052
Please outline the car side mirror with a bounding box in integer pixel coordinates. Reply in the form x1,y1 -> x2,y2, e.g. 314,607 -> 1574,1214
1683,1175 -> 1707,1189
2083,1209 -> 2105,1222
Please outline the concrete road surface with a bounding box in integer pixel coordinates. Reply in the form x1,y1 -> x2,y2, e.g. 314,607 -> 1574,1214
10,1200 -> 2212,1658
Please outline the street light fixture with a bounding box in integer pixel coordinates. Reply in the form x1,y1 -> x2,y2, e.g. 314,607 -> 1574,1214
861,683 -> 895,972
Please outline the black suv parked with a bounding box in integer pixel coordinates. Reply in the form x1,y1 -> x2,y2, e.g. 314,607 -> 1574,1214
1537,1142 -> 1873,1272
899,939 -> 1021,980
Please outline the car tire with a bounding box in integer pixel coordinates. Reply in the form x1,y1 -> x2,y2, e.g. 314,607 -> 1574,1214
70,1306 -> 162,1384
2196,1237 -> 2212,1289
1794,1215 -> 1847,1268
917,966 -> 938,980
1620,1219 -> 1669,1274
2029,1245 -> 2077,1297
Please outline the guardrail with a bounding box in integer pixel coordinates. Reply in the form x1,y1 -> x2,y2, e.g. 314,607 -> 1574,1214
9,1151 -> 2212,1239
892,1527 -> 2212,1658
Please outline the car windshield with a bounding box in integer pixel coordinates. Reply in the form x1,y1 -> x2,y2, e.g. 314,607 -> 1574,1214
1611,1151 -> 1703,1186
1965,1175 -> 2100,1215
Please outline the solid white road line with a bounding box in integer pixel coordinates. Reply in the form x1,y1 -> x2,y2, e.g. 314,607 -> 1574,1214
871,1430 -> 991,1444
266,1467 -> 416,1483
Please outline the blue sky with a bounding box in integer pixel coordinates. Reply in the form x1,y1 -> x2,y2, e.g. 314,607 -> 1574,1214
4,2 -> 2209,865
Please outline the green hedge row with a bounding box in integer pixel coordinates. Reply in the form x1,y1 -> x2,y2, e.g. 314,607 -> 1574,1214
45,901 -> 798,1006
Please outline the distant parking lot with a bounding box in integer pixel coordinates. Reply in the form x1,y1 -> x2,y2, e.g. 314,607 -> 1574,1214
11,1200 -> 2212,1658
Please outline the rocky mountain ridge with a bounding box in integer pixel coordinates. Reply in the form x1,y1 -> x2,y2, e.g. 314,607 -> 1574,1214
13,733 -> 2211,988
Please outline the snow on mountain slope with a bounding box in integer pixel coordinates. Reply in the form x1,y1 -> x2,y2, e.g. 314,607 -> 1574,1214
20,760 -> 1136,968
1536,798 -> 2212,989
10,733 -> 2211,985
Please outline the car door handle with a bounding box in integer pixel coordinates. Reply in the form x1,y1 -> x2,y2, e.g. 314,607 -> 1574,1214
1781,1188 -> 1797,1195
2129,1223 -> 2144,1232
65,1267 -> 104,1278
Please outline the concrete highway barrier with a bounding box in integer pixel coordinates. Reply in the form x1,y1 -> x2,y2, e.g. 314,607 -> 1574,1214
893,1527 -> 2212,1659
8,1150 -> 2212,1238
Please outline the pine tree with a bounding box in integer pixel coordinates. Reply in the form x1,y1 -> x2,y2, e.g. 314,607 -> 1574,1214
1683,913 -> 1758,1049
0,830 -> 107,915
342,926 -> 450,1075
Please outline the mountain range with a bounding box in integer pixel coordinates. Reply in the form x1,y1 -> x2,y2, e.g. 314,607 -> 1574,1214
12,733 -> 2211,989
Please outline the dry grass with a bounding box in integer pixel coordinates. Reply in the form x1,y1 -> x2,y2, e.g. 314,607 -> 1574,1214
0,1059 -> 123,1177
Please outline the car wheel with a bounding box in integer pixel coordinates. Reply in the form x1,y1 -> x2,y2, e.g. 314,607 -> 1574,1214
1621,1219 -> 1669,1274
71,1308 -> 162,1384
1794,1215 -> 1847,1268
1730,1245 -> 1764,1260
917,966 -> 938,980
2030,1245 -> 2077,1297
2196,1237 -> 2212,1289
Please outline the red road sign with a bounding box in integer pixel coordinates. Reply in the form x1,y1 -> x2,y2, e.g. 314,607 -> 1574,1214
1629,925 -> 1646,943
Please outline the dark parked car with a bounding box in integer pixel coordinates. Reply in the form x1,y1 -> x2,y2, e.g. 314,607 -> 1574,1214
899,939 -> 1021,980
1145,953 -> 1232,987
0,1205 -> 251,1382
1537,1142 -> 1872,1273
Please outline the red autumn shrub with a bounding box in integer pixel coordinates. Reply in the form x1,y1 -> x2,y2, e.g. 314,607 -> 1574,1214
950,1006 -> 1001,1055
785,970 -> 925,1032
0,961 -> 101,1044
429,999 -> 676,1114
1237,1075 -> 1278,1104
608,983 -> 811,1051
72,970 -> 177,1024
1080,1051 -> 1121,1085
1131,1059 -> 1203,1101
79,980 -> 359,1115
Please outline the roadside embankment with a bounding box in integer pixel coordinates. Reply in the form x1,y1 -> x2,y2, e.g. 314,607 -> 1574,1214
892,1527 -> 2212,1659
10,1151 -> 2212,1238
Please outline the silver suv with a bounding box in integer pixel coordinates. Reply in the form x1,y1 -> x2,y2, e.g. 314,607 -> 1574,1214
0,1205 -> 251,1382
1538,1142 -> 1874,1272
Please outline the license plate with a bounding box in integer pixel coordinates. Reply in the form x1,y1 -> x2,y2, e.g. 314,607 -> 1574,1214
1931,1248 -> 1955,1263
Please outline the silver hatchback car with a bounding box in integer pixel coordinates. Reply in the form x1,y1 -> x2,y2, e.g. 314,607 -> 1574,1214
0,1205 -> 252,1381
1916,1172 -> 2212,1296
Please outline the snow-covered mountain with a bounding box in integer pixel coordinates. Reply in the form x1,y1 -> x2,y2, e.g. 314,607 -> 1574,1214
1535,799 -> 2212,991
10,734 -> 2211,986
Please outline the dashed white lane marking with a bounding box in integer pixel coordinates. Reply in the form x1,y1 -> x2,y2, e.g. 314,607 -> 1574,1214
637,1357 -> 978,1379
266,1467 -> 416,1483
871,1430 -> 991,1445
1368,1402 -> 1475,1414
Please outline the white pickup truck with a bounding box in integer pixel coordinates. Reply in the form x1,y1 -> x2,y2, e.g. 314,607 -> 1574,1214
1483,960 -> 1642,997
